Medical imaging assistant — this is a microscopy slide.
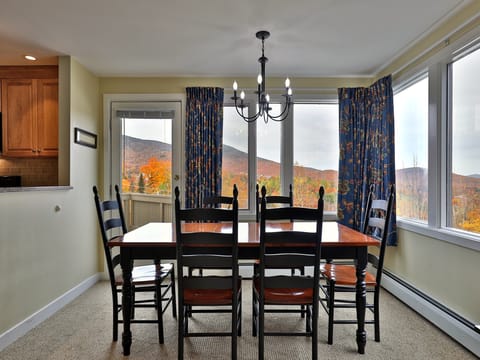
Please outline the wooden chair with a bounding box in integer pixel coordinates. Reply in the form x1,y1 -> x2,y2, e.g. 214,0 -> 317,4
253,185 -> 324,360
256,183 -> 293,222
93,185 -> 176,343
319,184 -> 395,344
174,185 -> 242,360
203,193 -> 234,209
189,186 -> 237,277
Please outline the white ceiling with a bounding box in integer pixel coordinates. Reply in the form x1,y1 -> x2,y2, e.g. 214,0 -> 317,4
0,0 -> 475,77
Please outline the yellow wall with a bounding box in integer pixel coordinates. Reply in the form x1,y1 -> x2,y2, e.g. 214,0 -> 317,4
0,57 -> 100,335
385,229 -> 480,323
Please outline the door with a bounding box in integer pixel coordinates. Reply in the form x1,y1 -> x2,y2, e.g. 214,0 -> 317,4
110,100 -> 182,229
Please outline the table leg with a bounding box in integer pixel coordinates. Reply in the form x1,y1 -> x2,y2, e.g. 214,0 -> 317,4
355,248 -> 368,354
121,250 -> 133,356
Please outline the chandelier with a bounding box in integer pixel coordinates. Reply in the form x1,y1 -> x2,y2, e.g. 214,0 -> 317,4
232,30 -> 293,123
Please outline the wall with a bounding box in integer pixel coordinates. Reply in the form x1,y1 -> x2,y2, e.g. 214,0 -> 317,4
0,57 -> 100,338
385,229 -> 480,323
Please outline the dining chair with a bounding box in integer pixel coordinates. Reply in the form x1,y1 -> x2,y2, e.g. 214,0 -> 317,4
319,184 -> 395,344
255,183 -> 293,222
174,185 -> 242,360
253,185 -> 324,360
255,183 -> 304,295
189,186 -> 237,278
93,185 -> 176,343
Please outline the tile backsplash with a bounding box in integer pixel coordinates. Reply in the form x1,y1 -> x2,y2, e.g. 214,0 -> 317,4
0,157 -> 58,186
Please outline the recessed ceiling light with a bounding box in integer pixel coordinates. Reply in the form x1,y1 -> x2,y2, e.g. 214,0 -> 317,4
24,55 -> 37,61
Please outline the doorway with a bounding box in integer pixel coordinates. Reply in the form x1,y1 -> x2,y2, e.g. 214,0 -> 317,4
108,98 -> 183,228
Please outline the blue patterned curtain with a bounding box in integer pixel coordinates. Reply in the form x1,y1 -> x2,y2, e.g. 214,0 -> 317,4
337,75 -> 397,245
185,87 -> 224,208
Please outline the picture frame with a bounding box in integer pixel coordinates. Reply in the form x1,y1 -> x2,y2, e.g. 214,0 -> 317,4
74,127 -> 97,148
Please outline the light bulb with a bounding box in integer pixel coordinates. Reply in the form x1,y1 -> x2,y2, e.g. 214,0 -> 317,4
265,94 -> 270,103
257,74 -> 263,84
288,88 -> 293,96
285,77 -> 290,88
233,81 -> 238,91
240,91 -> 245,100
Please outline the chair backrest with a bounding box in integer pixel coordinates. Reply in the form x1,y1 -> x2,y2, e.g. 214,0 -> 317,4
363,184 -> 395,284
175,185 -> 239,292
93,185 -> 126,288
256,183 -> 293,222
258,185 -> 324,291
202,185 -> 237,209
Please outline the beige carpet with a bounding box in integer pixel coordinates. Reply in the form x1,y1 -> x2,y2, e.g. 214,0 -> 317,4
0,280 -> 476,360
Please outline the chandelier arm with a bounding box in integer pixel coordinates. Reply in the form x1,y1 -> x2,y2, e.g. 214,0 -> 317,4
266,102 -> 292,121
233,101 -> 262,123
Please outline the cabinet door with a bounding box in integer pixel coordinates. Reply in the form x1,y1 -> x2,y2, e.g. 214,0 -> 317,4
37,79 -> 58,156
1,79 -> 37,156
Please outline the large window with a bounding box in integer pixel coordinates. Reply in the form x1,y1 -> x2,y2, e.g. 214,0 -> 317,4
222,106 -> 249,208
450,47 -> 480,234
394,77 -> 429,222
293,104 -> 338,210
222,100 -> 339,215
394,35 -> 480,245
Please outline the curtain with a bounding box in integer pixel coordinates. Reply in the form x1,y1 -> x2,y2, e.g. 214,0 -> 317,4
185,87 -> 224,208
337,75 -> 397,245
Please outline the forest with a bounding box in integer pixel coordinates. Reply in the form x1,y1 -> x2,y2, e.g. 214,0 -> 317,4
121,136 -> 480,234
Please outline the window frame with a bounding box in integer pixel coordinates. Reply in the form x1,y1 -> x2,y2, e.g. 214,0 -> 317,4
223,92 -> 338,221
393,28 -> 480,252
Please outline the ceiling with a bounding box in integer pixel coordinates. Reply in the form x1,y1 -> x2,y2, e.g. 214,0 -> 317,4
0,0 -> 476,78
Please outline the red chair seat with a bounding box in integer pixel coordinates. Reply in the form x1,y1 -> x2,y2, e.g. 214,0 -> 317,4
254,278 -> 314,305
321,263 -> 377,286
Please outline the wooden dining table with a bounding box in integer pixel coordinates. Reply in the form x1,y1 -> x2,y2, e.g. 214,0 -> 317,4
109,221 -> 380,356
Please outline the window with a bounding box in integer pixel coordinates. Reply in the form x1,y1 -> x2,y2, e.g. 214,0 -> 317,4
449,47 -> 480,235
257,104 -> 281,195
293,103 -> 338,210
222,106 -> 249,208
121,115 -> 172,195
222,100 -> 339,215
394,76 -> 429,222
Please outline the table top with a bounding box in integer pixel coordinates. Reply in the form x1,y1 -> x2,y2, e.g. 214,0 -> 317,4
109,221 -> 380,248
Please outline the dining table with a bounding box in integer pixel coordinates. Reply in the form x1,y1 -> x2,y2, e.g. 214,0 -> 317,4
109,220 -> 380,356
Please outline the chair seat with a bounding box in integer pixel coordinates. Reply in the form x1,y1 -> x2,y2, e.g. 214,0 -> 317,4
321,264 -> 377,286
183,278 -> 242,305
115,264 -> 172,286
254,278 -> 314,305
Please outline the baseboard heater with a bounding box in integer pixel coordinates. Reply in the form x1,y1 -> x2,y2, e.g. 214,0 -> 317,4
382,269 -> 480,357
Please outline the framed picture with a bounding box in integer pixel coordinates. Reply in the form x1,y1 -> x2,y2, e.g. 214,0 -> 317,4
74,127 -> 97,148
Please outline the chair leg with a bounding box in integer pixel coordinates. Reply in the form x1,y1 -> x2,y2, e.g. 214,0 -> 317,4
156,281 -> 164,344
178,301 -> 184,360
252,288 -> 257,337
312,302 -> 319,360
232,299 -> 238,360
113,291 -> 119,342
258,297 -> 264,360
170,266 -> 177,318
374,287 -> 380,342
300,267 -> 305,318
327,280 -> 335,345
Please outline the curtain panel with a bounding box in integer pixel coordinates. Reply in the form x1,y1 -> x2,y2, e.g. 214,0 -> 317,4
185,87 -> 224,208
337,75 -> 397,245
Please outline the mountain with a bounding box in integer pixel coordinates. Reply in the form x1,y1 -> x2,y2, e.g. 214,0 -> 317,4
124,136 -> 337,181
124,136 -> 172,172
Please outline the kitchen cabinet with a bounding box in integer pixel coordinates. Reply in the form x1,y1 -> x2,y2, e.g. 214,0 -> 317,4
1,78 -> 58,157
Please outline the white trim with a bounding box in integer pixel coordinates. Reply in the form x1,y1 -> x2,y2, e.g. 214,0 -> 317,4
397,219 -> 480,252
382,273 -> 480,358
0,274 -> 99,352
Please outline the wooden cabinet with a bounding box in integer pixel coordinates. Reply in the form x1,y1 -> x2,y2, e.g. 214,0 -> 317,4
1,78 -> 58,157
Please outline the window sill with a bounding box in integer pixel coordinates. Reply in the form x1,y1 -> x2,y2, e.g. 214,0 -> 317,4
397,219 -> 480,252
